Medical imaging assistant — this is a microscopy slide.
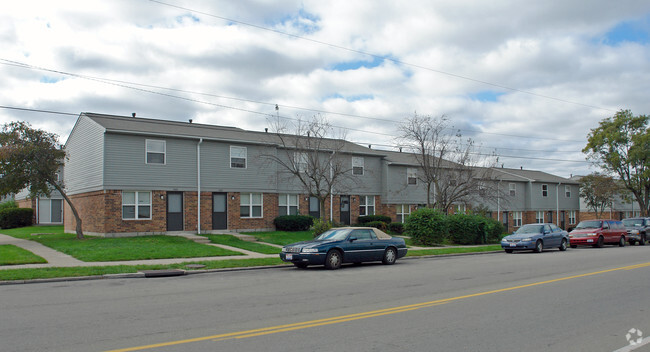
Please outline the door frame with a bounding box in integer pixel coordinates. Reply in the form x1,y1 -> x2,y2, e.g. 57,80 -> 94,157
212,192 -> 228,230
166,191 -> 184,231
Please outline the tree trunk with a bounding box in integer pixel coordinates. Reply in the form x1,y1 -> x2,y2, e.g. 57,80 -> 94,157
51,183 -> 84,239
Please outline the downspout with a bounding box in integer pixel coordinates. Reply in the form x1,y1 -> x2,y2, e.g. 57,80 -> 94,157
197,138 -> 203,234
330,151 -> 334,222
556,182 -> 560,227
497,181 -> 501,222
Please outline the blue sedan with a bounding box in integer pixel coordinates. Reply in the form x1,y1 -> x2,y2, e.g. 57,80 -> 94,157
501,223 -> 569,253
280,227 -> 408,269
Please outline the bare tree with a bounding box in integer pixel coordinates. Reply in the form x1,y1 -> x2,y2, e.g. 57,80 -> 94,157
263,115 -> 357,221
398,113 -> 499,212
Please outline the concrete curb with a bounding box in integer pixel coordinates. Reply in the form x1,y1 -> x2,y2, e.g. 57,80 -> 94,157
0,251 -> 503,285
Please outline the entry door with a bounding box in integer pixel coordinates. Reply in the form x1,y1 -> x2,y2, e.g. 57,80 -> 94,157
503,211 -> 509,233
547,211 -> 553,224
212,192 -> 228,230
340,195 -> 350,225
167,192 -> 183,231
309,197 -> 320,218
560,211 -> 566,229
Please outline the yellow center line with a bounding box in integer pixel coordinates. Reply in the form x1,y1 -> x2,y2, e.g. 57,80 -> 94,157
105,261 -> 650,352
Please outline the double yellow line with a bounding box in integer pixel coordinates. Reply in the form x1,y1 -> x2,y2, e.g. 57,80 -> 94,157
107,261 -> 650,352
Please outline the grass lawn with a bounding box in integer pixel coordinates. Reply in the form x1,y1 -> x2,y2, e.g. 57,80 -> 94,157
0,245 -> 47,265
1,226 -> 242,261
203,234 -> 281,254
0,258 -> 286,281
407,245 -> 502,256
246,231 -> 313,246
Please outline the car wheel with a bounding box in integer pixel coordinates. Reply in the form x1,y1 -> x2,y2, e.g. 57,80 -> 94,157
504,249 -> 514,253
534,240 -> 543,253
570,244 -> 578,249
619,236 -> 626,247
293,262 -> 308,269
595,236 -> 604,248
324,250 -> 342,270
641,234 -> 647,246
382,247 -> 397,265
559,239 -> 567,251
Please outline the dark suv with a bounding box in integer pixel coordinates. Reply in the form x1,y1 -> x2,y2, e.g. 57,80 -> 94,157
622,217 -> 650,245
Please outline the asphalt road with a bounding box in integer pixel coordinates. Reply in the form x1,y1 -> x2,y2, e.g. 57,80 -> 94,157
2,245 -> 650,352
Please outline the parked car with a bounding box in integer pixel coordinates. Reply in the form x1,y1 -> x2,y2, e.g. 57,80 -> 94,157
280,227 -> 408,269
622,217 -> 650,245
501,223 -> 569,253
568,219 -> 627,248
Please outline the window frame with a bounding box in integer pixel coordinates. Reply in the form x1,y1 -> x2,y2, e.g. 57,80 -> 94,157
565,185 -> 571,198
542,184 -> 548,197
240,193 -> 263,218
278,194 -> 299,216
122,191 -> 152,220
145,139 -> 166,165
294,152 -> 308,173
407,168 -> 417,185
568,210 -> 576,225
513,211 -> 523,227
359,195 -> 375,216
535,211 -> 544,223
352,156 -> 364,176
396,204 -> 411,223
509,183 -> 516,197
230,146 -> 247,169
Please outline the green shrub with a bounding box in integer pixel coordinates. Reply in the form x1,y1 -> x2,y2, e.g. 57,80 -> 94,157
311,218 -> 332,238
447,213 -> 506,245
364,221 -> 388,231
0,208 -> 33,229
0,200 -> 18,211
482,217 -> 505,243
389,222 -> 404,234
273,215 -> 314,231
357,215 -> 392,224
404,208 -> 448,245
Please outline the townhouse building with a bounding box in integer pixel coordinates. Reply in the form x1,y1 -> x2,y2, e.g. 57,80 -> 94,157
58,112 -> 580,236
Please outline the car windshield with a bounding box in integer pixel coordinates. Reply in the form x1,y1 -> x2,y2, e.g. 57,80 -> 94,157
315,229 -> 352,241
515,225 -> 544,234
623,219 -> 643,227
575,220 -> 602,229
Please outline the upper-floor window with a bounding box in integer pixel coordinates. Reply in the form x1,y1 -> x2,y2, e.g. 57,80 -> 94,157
509,183 -> 516,196
407,168 -> 417,185
279,194 -> 299,216
230,146 -> 247,169
352,156 -> 364,175
542,184 -> 548,197
294,152 -> 307,173
146,139 -> 166,164
122,191 -> 151,220
565,185 -> 571,198
359,195 -> 375,216
240,193 -> 262,218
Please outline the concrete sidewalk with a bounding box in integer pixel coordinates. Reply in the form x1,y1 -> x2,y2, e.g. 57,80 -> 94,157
0,233 -> 277,270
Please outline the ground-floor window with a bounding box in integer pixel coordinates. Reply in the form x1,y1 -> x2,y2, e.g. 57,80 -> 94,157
38,198 -> 63,223
513,211 -> 522,227
122,191 -> 151,220
535,211 -> 544,223
454,204 -> 466,214
396,204 -> 410,223
568,210 -> 576,225
279,194 -> 298,215
359,196 -> 375,216
241,193 -> 263,218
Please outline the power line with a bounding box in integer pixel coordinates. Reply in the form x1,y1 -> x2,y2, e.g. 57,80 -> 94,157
148,0 -> 617,113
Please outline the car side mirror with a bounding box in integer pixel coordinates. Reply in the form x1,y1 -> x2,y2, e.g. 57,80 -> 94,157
349,236 -> 357,242
544,230 -> 550,235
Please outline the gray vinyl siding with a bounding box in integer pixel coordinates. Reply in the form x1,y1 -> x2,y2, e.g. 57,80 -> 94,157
104,133 -> 198,191
337,155 -> 383,195
501,182 -> 527,211
64,115 -> 105,195
384,165 -> 427,204
200,141 -> 278,193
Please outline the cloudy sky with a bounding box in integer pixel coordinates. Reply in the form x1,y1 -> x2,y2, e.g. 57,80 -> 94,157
1,0 -> 649,178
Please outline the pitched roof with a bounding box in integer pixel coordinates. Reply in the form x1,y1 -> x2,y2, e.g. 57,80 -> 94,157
490,167 -> 578,184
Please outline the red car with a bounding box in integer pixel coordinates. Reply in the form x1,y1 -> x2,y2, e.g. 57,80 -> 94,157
569,219 -> 627,248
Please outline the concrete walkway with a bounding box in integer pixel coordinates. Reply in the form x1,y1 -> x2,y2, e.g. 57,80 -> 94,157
0,233 -> 277,270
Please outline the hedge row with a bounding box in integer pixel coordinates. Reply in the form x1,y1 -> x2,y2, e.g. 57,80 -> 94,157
404,208 -> 504,246
273,215 -> 314,231
0,208 -> 33,229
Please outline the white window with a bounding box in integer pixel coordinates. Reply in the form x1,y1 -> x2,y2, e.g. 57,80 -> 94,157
352,156 -> 364,175
396,204 -> 410,223
536,211 -> 544,223
568,211 -> 576,225
407,168 -> 417,185
565,185 -> 571,198
240,193 -> 262,218
122,191 -> 151,220
294,152 -> 308,173
454,204 -> 467,214
279,194 -> 299,216
38,198 -> 63,224
230,146 -> 247,169
359,196 -> 375,216
513,211 -> 522,227
146,139 -> 165,164
509,183 -> 516,196
542,184 -> 548,197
